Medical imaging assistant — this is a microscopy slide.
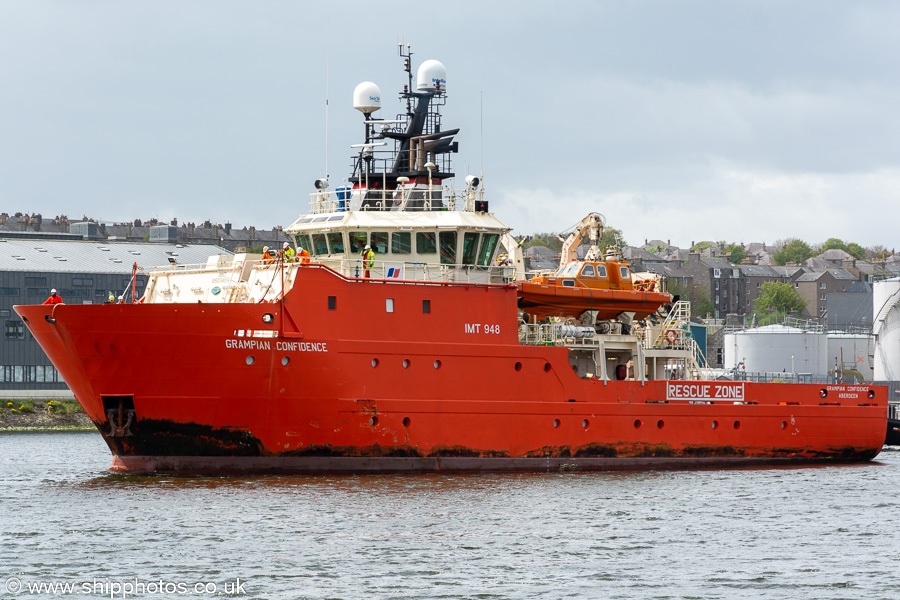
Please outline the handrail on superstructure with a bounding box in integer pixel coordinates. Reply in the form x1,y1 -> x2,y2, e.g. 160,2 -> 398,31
308,186 -> 485,215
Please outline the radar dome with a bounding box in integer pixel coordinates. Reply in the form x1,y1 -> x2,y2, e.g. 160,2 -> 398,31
416,60 -> 447,92
353,81 -> 382,114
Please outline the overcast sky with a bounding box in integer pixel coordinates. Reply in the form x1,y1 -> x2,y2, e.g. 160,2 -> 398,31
2,1 -> 899,249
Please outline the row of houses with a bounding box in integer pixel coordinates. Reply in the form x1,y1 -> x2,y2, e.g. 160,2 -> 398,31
0,212 -> 291,253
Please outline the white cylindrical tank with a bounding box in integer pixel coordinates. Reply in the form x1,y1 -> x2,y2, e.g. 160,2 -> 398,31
724,324 -> 827,374
873,277 -> 900,380
416,59 -> 447,92
353,82 -> 382,114
827,334 -> 873,382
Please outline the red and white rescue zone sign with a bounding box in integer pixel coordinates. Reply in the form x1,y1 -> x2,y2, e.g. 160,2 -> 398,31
666,382 -> 745,401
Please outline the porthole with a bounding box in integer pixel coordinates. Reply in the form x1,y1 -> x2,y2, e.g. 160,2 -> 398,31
371,358 -> 379,368
434,360 -> 441,369
246,356 -> 255,365
281,356 -> 290,366
657,419 -> 664,429
370,416 -> 379,426
515,362 -> 522,371
403,417 -> 411,428
582,419 -> 590,429
403,359 -> 410,369
781,421 -> 787,429
868,390 -> 876,399
819,389 -> 828,398
552,419 -> 560,428
262,313 -> 275,324
734,420 -> 741,430
634,419 -> 642,429
543,363 -> 552,372
711,420 -> 718,429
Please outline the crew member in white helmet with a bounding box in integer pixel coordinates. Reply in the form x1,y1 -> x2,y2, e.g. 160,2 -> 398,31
362,244 -> 375,278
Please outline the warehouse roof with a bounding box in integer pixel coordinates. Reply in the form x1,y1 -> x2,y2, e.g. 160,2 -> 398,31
0,239 -> 230,274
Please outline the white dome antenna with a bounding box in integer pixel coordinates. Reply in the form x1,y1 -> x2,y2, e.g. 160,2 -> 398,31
416,60 -> 447,93
353,82 -> 382,114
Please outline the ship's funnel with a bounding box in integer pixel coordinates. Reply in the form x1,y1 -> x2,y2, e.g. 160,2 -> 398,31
416,60 -> 447,92
353,81 -> 382,114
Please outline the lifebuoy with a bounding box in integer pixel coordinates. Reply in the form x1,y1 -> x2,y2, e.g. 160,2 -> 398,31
665,329 -> 677,344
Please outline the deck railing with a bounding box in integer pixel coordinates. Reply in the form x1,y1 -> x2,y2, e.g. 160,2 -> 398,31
307,186 -> 485,215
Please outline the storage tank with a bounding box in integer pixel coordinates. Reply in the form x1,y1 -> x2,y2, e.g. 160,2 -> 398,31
724,324 -> 827,374
873,277 -> 900,380
827,334 -> 873,382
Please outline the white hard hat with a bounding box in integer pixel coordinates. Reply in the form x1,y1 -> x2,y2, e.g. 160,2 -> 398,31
51,289 -> 57,293
117,295 -> 123,300
365,244 -> 371,250
263,246 -> 269,251
283,242 -> 289,248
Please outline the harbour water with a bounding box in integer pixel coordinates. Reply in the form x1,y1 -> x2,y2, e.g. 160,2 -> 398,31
2,431 -> 899,600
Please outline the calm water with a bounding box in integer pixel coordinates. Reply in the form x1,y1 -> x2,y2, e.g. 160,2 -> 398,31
1,432 -> 899,600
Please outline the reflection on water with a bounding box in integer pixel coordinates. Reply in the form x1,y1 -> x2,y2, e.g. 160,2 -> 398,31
2,432 -> 899,600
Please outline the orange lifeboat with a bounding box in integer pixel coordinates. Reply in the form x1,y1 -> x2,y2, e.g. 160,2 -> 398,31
516,258 -> 671,321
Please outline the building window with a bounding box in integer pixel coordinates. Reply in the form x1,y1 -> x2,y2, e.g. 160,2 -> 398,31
5,320 -> 24,340
820,282 -> 826,289
0,288 -> 20,295
820,294 -> 826,301
27,288 -> 49,296
73,278 -> 94,286
25,276 -> 47,285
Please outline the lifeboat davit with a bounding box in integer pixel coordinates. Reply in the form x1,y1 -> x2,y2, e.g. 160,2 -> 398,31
516,259 -> 671,321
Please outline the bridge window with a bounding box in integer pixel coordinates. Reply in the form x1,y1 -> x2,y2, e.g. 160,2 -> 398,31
461,232 -> 479,265
312,233 -> 329,256
439,231 -> 457,265
620,266 -> 630,279
476,233 -> 499,267
327,232 -> 345,254
392,232 -> 411,254
349,231 -> 367,253
580,264 -> 595,277
416,231 -> 437,254
596,265 -> 608,277
293,234 -> 312,254
371,232 -> 389,254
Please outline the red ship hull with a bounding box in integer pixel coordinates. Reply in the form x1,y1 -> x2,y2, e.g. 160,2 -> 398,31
15,266 -> 886,474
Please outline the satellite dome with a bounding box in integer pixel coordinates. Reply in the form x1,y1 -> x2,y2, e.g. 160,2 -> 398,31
353,81 -> 382,114
416,60 -> 447,92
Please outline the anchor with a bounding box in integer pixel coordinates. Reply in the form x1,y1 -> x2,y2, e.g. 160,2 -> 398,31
106,397 -> 135,437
